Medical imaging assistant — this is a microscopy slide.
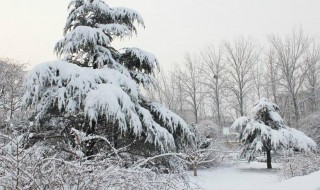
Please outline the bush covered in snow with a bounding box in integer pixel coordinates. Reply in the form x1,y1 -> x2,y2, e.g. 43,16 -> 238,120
280,153 -> 320,180
297,111 -> 320,150
185,120 -> 235,176
0,134 -> 192,190
191,120 -> 223,149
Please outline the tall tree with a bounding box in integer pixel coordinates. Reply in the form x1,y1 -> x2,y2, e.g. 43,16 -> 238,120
265,48 -> 279,105
23,0 -> 194,157
252,60 -> 265,101
269,29 -> 311,122
232,98 -> 316,169
224,37 -> 260,116
304,41 -> 320,113
200,45 -> 227,126
179,54 -> 207,123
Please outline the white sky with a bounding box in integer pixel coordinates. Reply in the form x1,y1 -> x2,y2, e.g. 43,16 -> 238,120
1,0 -> 320,70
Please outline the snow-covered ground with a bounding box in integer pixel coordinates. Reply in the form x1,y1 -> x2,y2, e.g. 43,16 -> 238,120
266,170 -> 320,190
189,162 -> 320,190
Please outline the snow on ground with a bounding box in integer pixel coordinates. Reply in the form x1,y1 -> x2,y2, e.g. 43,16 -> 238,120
266,170 -> 320,190
189,161 -> 320,190
189,162 -> 280,190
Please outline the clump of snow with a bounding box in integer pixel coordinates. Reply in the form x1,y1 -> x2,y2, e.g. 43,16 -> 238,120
85,84 -> 142,135
231,116 -> 249,131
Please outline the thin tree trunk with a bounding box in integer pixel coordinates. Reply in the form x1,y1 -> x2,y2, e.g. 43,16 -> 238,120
266,149 -> 272,169
216,78 -> 221,126
193,162 -> 198,176
272,85 -> 278,105
292,95 -> 299,122
240,94 -> 244,116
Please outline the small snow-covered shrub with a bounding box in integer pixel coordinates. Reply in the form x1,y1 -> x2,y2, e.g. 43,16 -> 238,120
280,153 -> 320,180
185,120 -> 235,176
191,120 -> 224,149
298,112 -> 320,151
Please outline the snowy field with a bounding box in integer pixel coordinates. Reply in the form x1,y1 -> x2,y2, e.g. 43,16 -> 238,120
189,162 -> 320,190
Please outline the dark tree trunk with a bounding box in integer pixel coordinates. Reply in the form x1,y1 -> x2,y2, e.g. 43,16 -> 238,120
86,121 -> 96,156
266,149 -> 272,169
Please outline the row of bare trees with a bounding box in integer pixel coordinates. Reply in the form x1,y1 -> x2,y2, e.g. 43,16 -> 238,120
147,29 -> 320,126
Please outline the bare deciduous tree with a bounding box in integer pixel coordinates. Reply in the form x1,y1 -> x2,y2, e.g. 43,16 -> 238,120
252,60 -> 265,100
224,37 -> 260,116
145,67 -> 189,121
265,48 -> 280,105
269,29 -> 311,122
304,41 -> 320,113
0,59 -> 26,120
180,54 -> 207,123
200,45 -> 227,126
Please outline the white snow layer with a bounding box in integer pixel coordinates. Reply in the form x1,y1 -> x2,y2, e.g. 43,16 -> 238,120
265,170 -> 320,190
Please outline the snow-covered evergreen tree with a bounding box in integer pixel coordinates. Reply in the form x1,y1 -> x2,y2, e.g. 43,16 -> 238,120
231,98 -> 317,168
23,0 -> 194,157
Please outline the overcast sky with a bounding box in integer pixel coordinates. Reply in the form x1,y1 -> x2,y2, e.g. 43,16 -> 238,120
1,0 -> 320,70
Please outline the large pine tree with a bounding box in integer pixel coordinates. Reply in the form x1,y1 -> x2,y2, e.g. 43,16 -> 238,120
232,98 -> 316,168
23,0 -> 194,157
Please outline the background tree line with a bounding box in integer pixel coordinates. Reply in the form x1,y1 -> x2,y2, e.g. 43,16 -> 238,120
147,28 -> 320,128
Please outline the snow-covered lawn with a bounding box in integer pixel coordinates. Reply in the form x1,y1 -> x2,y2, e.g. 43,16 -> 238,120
266,170 -> 320,190
189,162 -> 320,190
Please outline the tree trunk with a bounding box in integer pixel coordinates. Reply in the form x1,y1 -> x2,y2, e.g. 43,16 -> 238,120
216,77 -> 222,126
292,96 -> 299,122
86,121 -> 96,156
266,149 -> 272,169
193,162 -> 198,176
272,85 -> 278,105
239,91 -> 245,116
194,107 -> 198,123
